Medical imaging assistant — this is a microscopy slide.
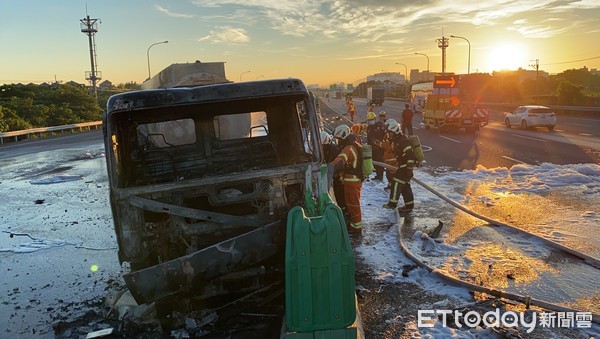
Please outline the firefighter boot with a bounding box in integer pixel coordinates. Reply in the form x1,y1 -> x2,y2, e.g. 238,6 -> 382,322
382,202 -> 397,209
398,205 -> 414,214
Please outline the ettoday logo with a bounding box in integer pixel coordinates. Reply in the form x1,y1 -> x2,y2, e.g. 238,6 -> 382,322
418,309 -> 592,334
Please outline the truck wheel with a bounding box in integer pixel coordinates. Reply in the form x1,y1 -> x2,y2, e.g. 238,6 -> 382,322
505,118 -> 511,128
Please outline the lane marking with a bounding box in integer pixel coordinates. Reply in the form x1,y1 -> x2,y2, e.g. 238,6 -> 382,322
563,122 -> 595,127
579,133 -> 593,136
501,155 -> 528,164
439,135 -> 462,143
510,134 -> 545,142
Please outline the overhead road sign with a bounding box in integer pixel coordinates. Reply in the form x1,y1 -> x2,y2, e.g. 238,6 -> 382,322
434,75 -> 459,88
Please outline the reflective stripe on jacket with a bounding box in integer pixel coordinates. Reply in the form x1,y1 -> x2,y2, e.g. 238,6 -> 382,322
334,143 -> 360,181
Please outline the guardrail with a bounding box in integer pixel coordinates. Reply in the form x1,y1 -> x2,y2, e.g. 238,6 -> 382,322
0,121 -> 102,144
395,98 -> 600,116
475,102 -> 600,114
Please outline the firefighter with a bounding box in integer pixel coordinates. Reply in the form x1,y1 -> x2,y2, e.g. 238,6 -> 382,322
382,121 -> 416,213
378,118 -> 398,189
323,130 -> 345,214
366,111 -> 385,180
332,124 -> 363,234
347,100 -> 356,122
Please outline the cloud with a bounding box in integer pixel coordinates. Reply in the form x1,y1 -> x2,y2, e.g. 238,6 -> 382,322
553,0 -> 600,10
190,0 -> 598,43
507,18 -> 572,38
198,27 -> 250,43
155,5 -> 195,18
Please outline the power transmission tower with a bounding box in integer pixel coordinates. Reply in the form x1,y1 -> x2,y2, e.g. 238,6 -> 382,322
80,14 -> 101,97
438,36 -> 449,75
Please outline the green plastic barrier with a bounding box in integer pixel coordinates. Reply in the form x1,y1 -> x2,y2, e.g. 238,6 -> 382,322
285,202 -> 356,332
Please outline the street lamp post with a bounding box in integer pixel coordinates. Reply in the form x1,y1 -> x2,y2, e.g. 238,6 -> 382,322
414,53 -> 430,81
450,35 -> 471,74
395,62 -> 409,99
147,40 -> 168,80
240,70 -> 251,82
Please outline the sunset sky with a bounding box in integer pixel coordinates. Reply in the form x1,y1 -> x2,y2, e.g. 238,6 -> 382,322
1,0 -> 599,87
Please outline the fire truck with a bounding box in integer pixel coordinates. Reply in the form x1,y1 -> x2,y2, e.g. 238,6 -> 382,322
422,75 -> 488,133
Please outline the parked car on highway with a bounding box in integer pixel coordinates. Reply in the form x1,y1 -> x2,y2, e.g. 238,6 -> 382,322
505,105 -> 557,131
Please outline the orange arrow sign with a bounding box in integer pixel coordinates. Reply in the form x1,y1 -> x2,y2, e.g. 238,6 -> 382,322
435,77 -> 456,87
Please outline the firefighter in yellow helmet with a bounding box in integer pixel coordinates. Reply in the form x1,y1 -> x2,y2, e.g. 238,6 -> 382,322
332,124 -> 363,234
366,111 -> 377,122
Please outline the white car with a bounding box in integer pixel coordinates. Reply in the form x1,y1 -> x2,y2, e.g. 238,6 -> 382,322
505,105 -> 557,131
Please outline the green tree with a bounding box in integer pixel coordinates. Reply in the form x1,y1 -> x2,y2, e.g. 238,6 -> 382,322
46,104 -> 82,126
556,81 -> 585,105
116,82 -> 141,90
0,105 -> 32,132
3,97 -> 50,127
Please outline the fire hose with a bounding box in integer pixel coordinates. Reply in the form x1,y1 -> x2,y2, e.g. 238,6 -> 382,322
373,160 -> 600,323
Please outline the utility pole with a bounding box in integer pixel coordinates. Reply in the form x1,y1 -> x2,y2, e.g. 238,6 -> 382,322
80,13 -> 101,97
529,59 -> 540,104
438,35 -> 449,75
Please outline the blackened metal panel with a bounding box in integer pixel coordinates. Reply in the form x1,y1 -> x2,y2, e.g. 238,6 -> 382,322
124,220 -> 284,303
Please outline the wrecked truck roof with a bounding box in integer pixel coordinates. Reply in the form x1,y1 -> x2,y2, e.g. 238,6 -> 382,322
105,78 -> 308,117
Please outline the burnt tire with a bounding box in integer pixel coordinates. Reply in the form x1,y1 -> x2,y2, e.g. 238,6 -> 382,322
505,118 -> 511,128
548,125 -> 555,132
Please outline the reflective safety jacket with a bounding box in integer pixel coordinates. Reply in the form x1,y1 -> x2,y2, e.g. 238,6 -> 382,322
381,138 -> 397,166
333,141 -> 362,183
348,102 -> 356,113
367,121 -> 386,149
392,134 -> 416,170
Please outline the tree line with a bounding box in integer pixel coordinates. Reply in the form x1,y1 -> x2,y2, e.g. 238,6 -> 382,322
2,68 -> 599,133
352,68 -> 600,107
0,82 -> 140,133
459,68 -> 600,106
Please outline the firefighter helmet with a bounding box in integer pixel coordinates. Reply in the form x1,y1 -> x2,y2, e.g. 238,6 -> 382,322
387,121 -> 402,134
350,123 -> 364,135
384,118 -> 398,128
367,112 -> 377,121
379,111 -> 387,117
333,124 -> 351,140
320,130 -> 334,145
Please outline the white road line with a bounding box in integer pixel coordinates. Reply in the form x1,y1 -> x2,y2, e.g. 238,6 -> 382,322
579,133 -> 593,136
501,155 -> 528,164
439,135 -> 462,143
563,122 -> 594,127
510,134 -> 545,142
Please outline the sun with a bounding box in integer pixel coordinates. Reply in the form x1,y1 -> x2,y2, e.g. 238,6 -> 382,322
486,44 -> 526,71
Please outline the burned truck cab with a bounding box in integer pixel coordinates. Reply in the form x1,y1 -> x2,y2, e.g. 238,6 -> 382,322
103,79 -> 324,304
